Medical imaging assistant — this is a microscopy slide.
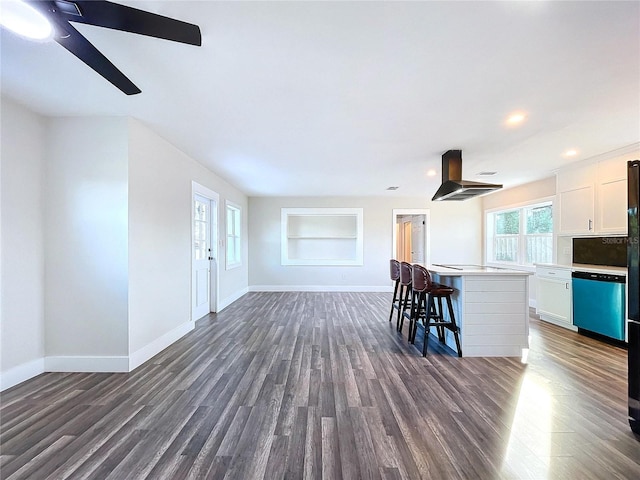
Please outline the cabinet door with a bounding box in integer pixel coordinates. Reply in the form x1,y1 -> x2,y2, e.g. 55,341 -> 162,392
596,155 -> 628,234
537,277 -> 571,325
559,185 -> 595,234
597,178 -> 627,234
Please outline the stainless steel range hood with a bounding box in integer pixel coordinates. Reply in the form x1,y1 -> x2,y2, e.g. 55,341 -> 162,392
431,150 -> 502,201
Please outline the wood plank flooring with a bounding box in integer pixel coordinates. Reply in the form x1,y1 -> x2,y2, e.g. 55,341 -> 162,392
1,291 -> 639,479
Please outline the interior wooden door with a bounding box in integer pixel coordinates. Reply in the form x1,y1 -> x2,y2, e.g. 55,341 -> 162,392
402,221 -> 412,262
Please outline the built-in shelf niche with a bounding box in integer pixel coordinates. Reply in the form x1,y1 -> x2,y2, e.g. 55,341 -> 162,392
281,208 -> 364,266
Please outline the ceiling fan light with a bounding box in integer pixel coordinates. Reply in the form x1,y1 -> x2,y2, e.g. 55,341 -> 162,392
0,0 -> 53,41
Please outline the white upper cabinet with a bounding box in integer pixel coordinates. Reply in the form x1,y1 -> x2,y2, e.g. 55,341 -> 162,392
557,151 -> 635,236
596,156 -> 627,234
557,163 -> 596,235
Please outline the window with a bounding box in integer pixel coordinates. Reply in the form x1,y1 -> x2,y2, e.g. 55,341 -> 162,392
226,202 -> 241,269
486,201 -> 553,265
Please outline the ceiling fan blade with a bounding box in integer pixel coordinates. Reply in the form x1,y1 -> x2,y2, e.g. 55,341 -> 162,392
54,21 -> 141,95
56,0 -> 202,46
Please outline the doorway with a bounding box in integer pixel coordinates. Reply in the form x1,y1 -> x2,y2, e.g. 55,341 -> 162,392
392,209 -> 430,264
192,183 -> 219,320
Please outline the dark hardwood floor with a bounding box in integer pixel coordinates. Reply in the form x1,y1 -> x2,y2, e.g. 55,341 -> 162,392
1,292 -> 639,479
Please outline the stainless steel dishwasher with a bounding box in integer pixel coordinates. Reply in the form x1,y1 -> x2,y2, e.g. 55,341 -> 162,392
572,271 -> 626,341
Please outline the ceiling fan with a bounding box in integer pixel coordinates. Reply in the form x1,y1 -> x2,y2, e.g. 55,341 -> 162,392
2,0 -> 201,95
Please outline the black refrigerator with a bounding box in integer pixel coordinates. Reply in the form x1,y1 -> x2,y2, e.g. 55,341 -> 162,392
627,160 -> 640,435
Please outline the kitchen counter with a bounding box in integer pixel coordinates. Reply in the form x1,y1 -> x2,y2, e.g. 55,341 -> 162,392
536,263 -> 627,276
572,263 -> 627,275
428,264 -> 533,276
418,263 -> 530,357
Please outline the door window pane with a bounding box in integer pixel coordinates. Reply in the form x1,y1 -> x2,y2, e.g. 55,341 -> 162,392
194,198 -> 209,260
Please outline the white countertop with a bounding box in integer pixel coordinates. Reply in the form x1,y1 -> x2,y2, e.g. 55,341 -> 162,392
536,263 -> 627,276
425,264 -> 533,276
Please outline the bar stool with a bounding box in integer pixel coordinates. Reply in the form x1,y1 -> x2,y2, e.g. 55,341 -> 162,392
396,261 -> 413,333
410,264 -> 462,357
388,259 -> 401,323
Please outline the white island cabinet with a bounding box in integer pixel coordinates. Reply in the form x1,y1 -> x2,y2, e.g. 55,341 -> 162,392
425,264 -> 531,357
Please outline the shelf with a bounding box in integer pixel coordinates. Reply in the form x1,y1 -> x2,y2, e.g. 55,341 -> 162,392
281,208 -> 363,266
287,235 -> 357,239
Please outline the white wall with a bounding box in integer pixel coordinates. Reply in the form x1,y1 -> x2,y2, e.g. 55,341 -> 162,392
1,103 -> 250,386
44,117 -> 130,366
429,199 -> 484,264
481,176 -> 557,307
0,97 -> 46,388
482,176 -> 556,211
127,119 -> 249,358
248,196 -> 482,289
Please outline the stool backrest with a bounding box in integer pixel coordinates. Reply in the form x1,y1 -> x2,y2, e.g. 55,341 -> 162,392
389,259 -> 400,281
399,261 -> 412,286
411,264 -> 433,293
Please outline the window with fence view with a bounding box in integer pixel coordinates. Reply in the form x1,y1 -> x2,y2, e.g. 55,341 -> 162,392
487,202 -> 553,265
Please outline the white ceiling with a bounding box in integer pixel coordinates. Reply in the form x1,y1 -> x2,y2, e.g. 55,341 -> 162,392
2,1 -> 639,197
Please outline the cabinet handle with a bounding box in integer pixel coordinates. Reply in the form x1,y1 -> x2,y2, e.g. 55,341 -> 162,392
588,219 -> 593,231
566,282 -> 569,289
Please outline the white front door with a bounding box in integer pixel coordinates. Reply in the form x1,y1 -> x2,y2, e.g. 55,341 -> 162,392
192,194 -> 213,320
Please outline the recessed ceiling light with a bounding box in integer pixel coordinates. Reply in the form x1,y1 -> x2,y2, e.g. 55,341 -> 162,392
386,186 -> 399,191
505,112 -> 527,126
426,169 -> 437,177
0,0 -> 53,41
477,171 -> 497,176
564,149 -> 578,157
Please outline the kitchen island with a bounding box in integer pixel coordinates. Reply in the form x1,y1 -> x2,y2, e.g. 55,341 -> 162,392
422,264 -> 532,357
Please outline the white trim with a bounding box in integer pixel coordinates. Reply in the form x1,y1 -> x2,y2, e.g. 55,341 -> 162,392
483,195 -> 555,214
249,285 -> 393,292
218,287 -> 249,311
191,182 -> 220,314
0,358 -> 45,391
225,200 -> 242,270
391,208 -> 431,263
484,197 -> 555,266
553,142 -> 640,174
44,355 -> 129,373
129,320 -> 195,371
192,182 -> 220,200
281,207 -> 364,266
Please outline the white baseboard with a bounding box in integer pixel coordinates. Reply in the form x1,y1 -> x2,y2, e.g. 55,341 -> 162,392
529,299 -> 537,309
0,357 -> 45,391
129,320 -> 194,371
44,355 -> 129,373
218,287 -> 249,311
249,285 -> 393,293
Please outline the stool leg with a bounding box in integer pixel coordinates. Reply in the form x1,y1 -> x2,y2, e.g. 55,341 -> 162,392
396,284 -> 405,331
409,291 -> 423,344
420,291 -> 428,342
436,296 -> 446,342
422,294 -> 436,356
446,295 -> 462,357
397,285 -> 410,332
407,290 -> 418,341
388,280 -> 399,322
